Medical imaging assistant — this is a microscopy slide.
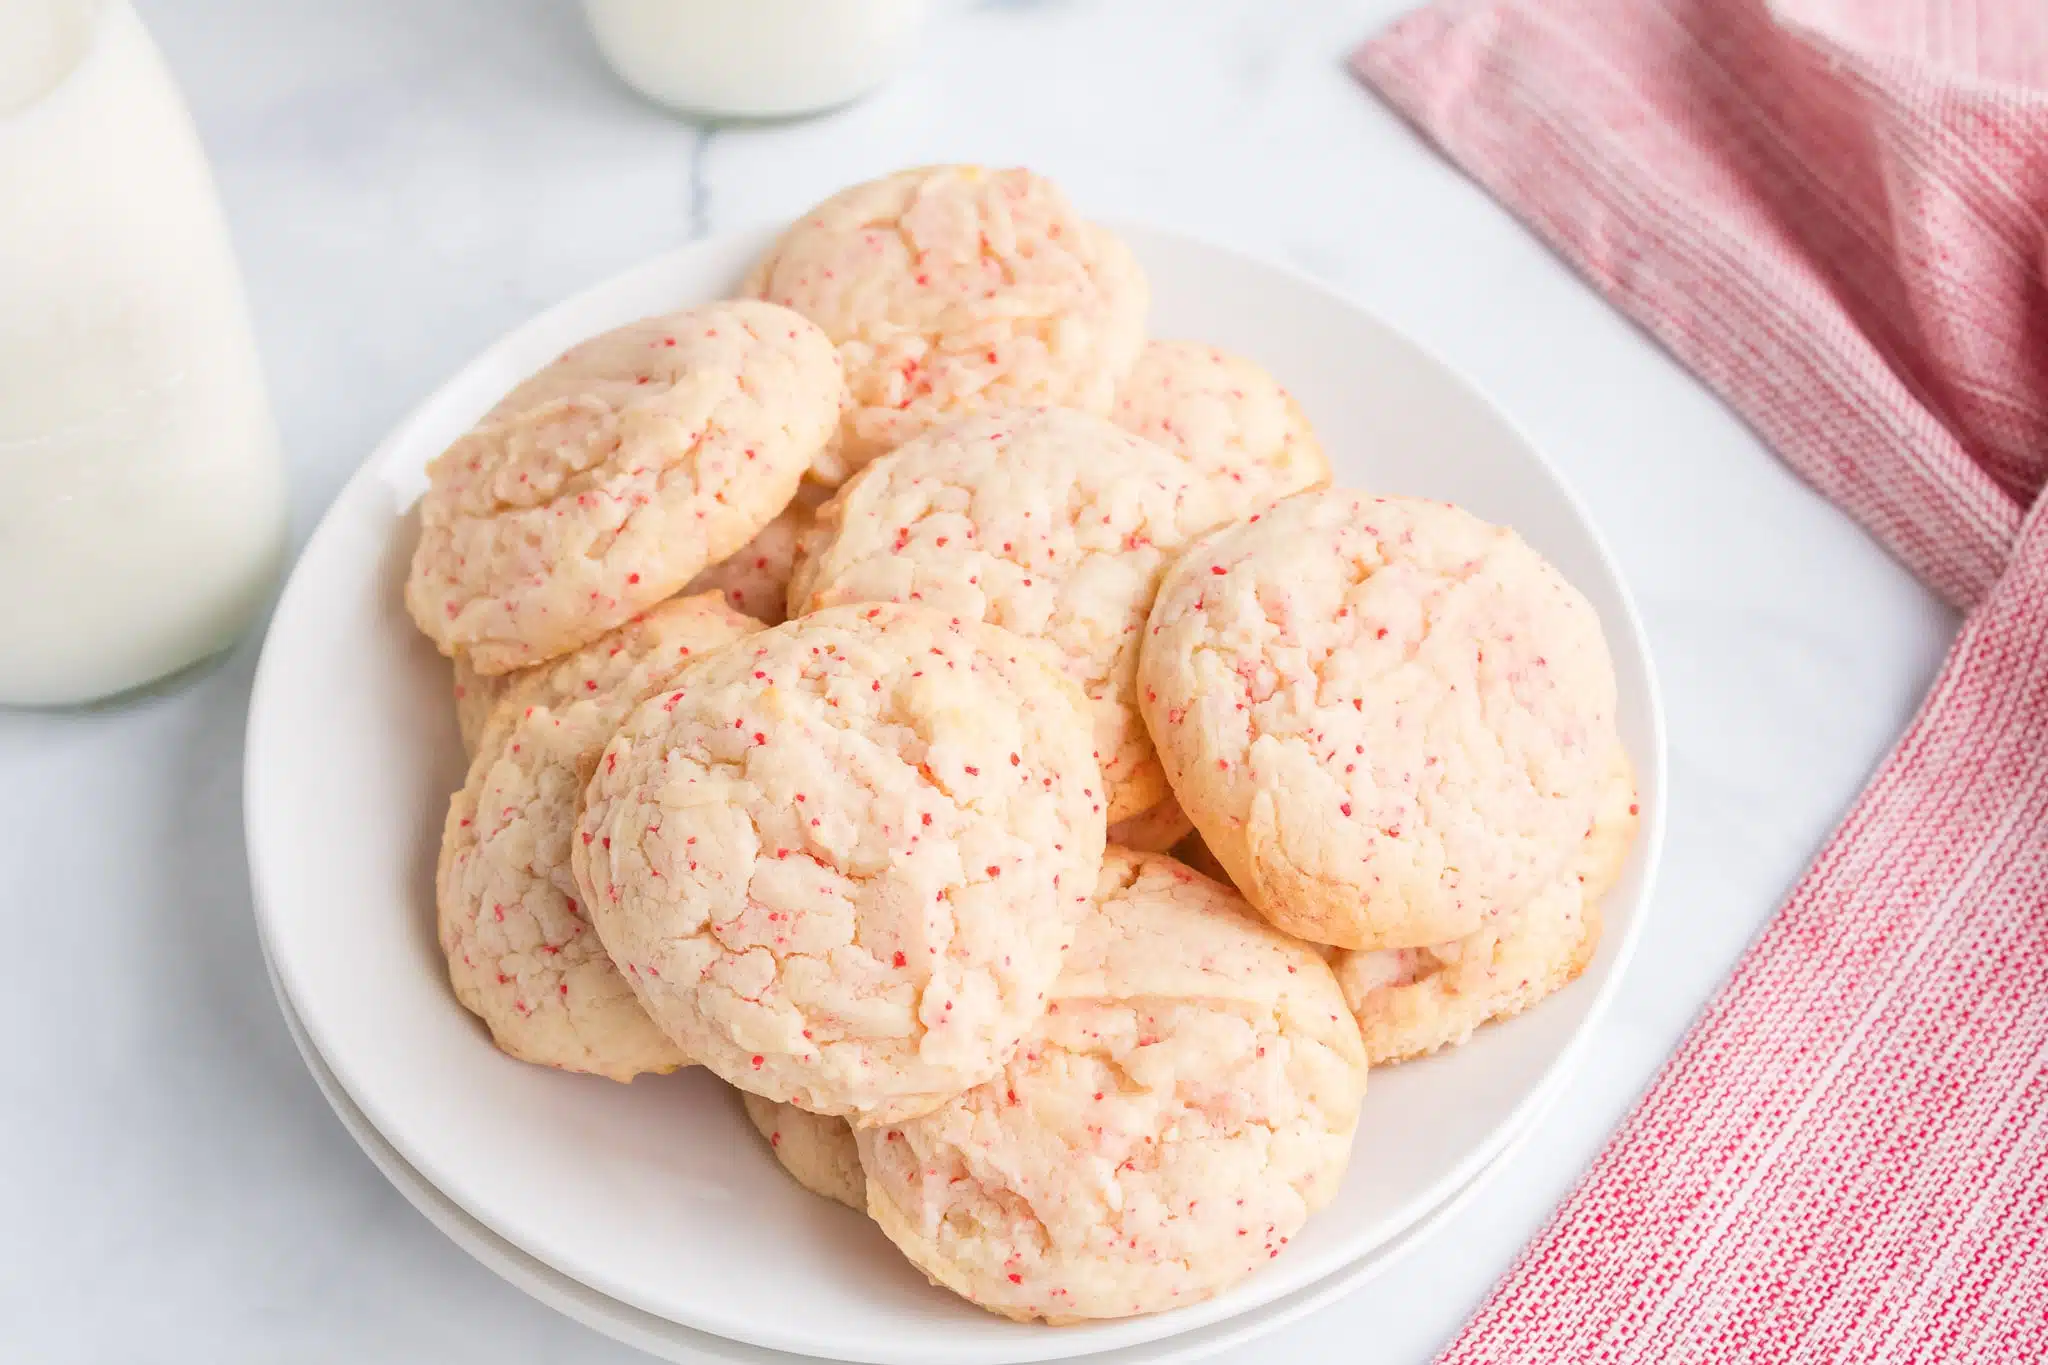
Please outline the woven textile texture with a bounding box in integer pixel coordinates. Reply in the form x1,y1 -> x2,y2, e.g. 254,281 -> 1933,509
1356,2 -> 2048,1360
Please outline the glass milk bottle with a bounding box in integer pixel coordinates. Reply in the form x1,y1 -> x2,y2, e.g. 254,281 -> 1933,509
0,0 -> 287,705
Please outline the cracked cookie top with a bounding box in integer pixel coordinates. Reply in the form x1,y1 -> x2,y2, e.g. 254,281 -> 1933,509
857,847 -> 1367,1323
1138,491 -> 1621,951
573,603 -> 1106,1125
790,407 -> 1231,822
744,166 -> 1147,483
406,300 -> 843,673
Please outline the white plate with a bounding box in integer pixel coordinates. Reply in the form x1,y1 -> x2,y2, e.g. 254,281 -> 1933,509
260,926 -> 1559,1365
245,224 -> 1665,1365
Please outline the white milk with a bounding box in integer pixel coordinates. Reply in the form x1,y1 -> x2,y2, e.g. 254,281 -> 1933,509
583,0 -> 934,120
0,0 -> 286,705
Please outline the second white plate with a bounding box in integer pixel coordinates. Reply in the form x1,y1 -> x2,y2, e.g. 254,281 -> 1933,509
262,929 -> 1560,1365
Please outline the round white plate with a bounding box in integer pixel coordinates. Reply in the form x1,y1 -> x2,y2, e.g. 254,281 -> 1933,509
246,224 -> 1665,1365
261,926 -> 1559,1365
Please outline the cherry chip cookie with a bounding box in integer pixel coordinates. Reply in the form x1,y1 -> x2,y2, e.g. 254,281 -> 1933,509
573,603 -> 1106,1126
745,166 -> 1148,483
858,848 -> 1367,1323
406,300 -> 843,674
1138,491 -> 1624,952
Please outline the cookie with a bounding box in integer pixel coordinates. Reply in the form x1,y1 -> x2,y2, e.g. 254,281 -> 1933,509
1334,750 -> 1638,1063
681,480 -> 831,626
744,166 -> 1148,484
1112,341 -> 1329,506
574,603 -> 1106,1125
1138,491 -> 1621,951
405,301 -> 844,674
857,848 -> 1367,1324
437,593 -> 762,1081
788,408 -> 1230,822
451,653 -> 509,757
1106,794 -> 1194,854
742,1092 -> 863,1210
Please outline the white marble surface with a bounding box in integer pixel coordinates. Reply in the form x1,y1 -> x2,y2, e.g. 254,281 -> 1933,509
0,1 -> 1958,1361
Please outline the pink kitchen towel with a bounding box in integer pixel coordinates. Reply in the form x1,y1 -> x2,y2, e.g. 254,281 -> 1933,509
1354,2 -> 2048,1361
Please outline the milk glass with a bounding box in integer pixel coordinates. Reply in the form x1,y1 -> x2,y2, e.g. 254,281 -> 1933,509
0,0 -> 286,704
583,0 -> 935,120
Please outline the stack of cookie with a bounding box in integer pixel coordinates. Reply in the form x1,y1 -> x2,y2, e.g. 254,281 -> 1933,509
405,165 -> 1635,1325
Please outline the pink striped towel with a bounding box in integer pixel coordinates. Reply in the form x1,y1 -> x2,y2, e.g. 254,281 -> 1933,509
1354,2 -> 2048,1361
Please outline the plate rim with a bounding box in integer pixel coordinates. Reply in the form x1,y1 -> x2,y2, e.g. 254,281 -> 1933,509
245,219 -> 1667,1363
257,920 -> 1570,1365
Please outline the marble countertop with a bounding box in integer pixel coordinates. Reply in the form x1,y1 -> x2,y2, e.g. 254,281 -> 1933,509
0,1 -> 1957,1361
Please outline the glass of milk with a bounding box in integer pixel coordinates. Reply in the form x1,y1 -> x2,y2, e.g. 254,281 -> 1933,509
0,0 -> 288,706
583,0 -> 937,120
